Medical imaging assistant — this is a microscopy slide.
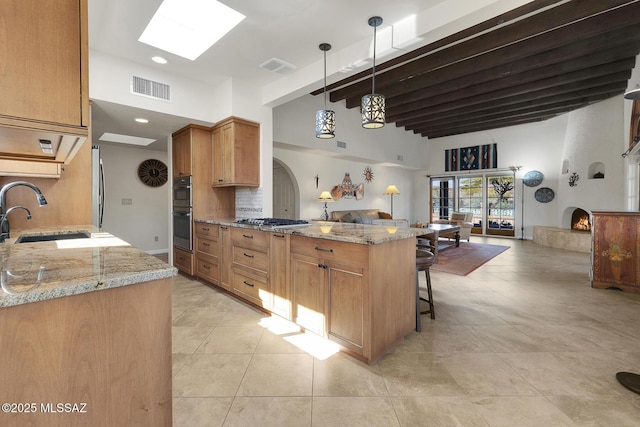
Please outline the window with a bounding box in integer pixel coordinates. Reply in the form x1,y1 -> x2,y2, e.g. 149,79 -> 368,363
486,174 -> 515,236
430,177 -> 455,223
458,176 -> 483,229
429,173 -> 515,237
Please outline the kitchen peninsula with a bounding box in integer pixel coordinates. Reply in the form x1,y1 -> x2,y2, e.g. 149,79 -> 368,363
0,226 -> 176,426
193,219 -> 421,363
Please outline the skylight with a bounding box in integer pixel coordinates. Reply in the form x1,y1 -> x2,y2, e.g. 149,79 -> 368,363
138,0 -> 245,61
99,133 -> 156,146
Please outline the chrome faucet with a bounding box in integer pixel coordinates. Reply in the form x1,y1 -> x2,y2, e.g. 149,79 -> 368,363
0,181 -> 47,242
0,206 -> 32,242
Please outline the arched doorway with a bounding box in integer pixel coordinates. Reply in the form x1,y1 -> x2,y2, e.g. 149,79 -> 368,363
273,158 -> 298,219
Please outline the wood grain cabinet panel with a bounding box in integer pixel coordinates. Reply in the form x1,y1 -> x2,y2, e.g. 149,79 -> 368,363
0,0 -> 89,130
591,211 -> 640,294
211,117 -> 260,187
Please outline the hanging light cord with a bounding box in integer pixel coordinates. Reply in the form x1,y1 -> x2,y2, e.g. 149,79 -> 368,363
372,23 -> 377,95
323,49 -> 328,110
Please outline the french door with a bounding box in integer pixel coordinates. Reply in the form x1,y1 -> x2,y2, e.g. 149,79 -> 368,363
430,173 -> 515,237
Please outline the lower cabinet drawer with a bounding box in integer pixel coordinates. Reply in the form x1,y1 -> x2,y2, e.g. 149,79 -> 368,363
196,254 -> 218,284
232,245 -> 269,272
232,267 -> 270,309
174,246 -> 194,275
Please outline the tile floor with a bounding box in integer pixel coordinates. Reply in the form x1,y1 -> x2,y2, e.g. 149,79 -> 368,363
171,237 -> 640,426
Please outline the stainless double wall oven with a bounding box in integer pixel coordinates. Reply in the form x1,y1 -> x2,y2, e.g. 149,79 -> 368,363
173,176 -> 192,251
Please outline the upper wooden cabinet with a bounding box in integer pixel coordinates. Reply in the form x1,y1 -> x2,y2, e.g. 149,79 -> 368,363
172,128 -> 193,178
212,117 -> 260,187
0,0 -> 89,162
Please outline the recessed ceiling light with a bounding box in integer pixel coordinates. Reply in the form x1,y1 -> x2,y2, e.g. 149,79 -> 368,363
152,56 -> 168,64
135,118 -> 150,124
138,0 -> 245,61
99,132 -> 156,146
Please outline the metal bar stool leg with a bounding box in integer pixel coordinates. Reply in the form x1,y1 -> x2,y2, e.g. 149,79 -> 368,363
415,267 -> 421,332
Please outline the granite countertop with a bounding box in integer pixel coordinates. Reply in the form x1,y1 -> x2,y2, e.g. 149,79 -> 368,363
196,217 -> 428,245
0,225 -> 177,308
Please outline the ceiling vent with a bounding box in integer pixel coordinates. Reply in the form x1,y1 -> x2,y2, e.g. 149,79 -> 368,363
259,58 -> 297,75
130,75 -> 171,101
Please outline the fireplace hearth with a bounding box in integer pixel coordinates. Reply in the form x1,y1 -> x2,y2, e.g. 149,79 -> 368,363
571,208 -> 591,232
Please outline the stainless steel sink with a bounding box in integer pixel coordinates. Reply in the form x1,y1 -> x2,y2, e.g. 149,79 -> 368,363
15,231 -> 91,243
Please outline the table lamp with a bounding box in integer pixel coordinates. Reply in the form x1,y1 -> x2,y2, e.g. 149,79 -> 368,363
383,185 -> 400,218
317,190 -> 334,221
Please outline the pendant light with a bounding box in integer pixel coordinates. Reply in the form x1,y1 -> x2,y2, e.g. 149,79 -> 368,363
316,43 -> 335,139
362,16 -> 385,129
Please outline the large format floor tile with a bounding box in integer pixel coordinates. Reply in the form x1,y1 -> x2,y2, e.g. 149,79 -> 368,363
171,237 -> 640,425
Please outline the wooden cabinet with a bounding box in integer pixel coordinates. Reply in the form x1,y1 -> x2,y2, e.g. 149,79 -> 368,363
270,232 -> 291,320
0,279 -> 172,426
290,235 -> 415,363
172,128 -> 192,178
290,237 -> 367,352
174,246 -> 194,276
195,223 -> 219,285
591,211 -> 640,294
212,117 -> 260,187
230,227 -> 271,309
0,0 -> 89,162
219,225 -> 232,291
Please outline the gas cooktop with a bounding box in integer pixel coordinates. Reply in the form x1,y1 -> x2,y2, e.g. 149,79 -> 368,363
235,218 -> 309,228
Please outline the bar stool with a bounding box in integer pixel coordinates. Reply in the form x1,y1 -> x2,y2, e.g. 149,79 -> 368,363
415,247 -> 435,332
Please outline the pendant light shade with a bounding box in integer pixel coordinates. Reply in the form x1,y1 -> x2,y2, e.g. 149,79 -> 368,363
362,16 -> 385,129
316,43 -> 335,139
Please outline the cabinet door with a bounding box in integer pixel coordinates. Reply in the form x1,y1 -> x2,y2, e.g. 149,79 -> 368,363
291,255 -> 326,336
211,126 -> 224,184
172,130 -> 192,177
219,225 -> 232,291
270,233 -> 291,320
327,263 -> 365,353
0,0 -> 85,127
221,123 -> 235,184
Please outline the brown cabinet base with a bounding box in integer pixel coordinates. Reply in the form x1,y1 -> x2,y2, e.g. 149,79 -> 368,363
0,279 -> 172,426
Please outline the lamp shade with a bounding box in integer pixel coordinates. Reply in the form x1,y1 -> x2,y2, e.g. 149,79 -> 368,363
362,94 -> 385,128
383,185 -> 400,195
317,191 -> 334,201
316,109 -> 335,138
624,88 -> 640,100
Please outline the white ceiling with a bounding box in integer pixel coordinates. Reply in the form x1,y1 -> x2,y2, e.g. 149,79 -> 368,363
87,0 -> 492,151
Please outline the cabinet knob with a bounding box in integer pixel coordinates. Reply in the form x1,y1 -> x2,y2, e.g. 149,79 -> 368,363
243,280 -> 255,287
243,252 -> 255,258
202,227 -> 210,231
203,242 -> 210,247
242,234 -> 254,239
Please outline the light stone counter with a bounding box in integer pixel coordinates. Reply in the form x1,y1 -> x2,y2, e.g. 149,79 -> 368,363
196,218 -> 427,245
0,225 -> 177,308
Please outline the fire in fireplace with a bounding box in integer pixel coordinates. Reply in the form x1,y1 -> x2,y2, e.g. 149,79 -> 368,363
571,208 -> 591,231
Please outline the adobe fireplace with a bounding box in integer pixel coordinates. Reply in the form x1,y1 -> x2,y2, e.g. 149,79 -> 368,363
571,208 -> 591,232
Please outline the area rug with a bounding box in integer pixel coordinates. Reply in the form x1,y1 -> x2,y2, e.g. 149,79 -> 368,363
430,242 -> 509,276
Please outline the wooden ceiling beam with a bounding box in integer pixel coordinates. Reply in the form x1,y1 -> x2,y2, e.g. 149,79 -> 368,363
406,83 -> 628,132
398,80 -> 630,128
378,27 -> 640,107
416,92 -> 624,138
309,0 -> 562,96
386,59 -> 635,123
331,0 -> 639,103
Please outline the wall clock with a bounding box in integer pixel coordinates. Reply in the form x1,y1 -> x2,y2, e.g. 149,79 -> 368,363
523,170 -> 544,187
138,159 -> 168,187
534,187 -> 555,203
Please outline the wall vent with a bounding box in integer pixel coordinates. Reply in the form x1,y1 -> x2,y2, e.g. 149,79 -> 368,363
337,140 -> 347,149
259,58 -> 297,75
130,75 -> 171,101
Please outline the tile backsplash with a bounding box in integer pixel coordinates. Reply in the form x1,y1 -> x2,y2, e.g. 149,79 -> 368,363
236,187 -> 263,218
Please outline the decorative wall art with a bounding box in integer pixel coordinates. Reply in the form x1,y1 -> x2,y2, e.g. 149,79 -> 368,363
523,170 -> 544,187
363,166 -> 375,183
445,143 -> 497,171
331,172 -> 364,200
568,172 -> 579,187
534,187 -> 555,203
